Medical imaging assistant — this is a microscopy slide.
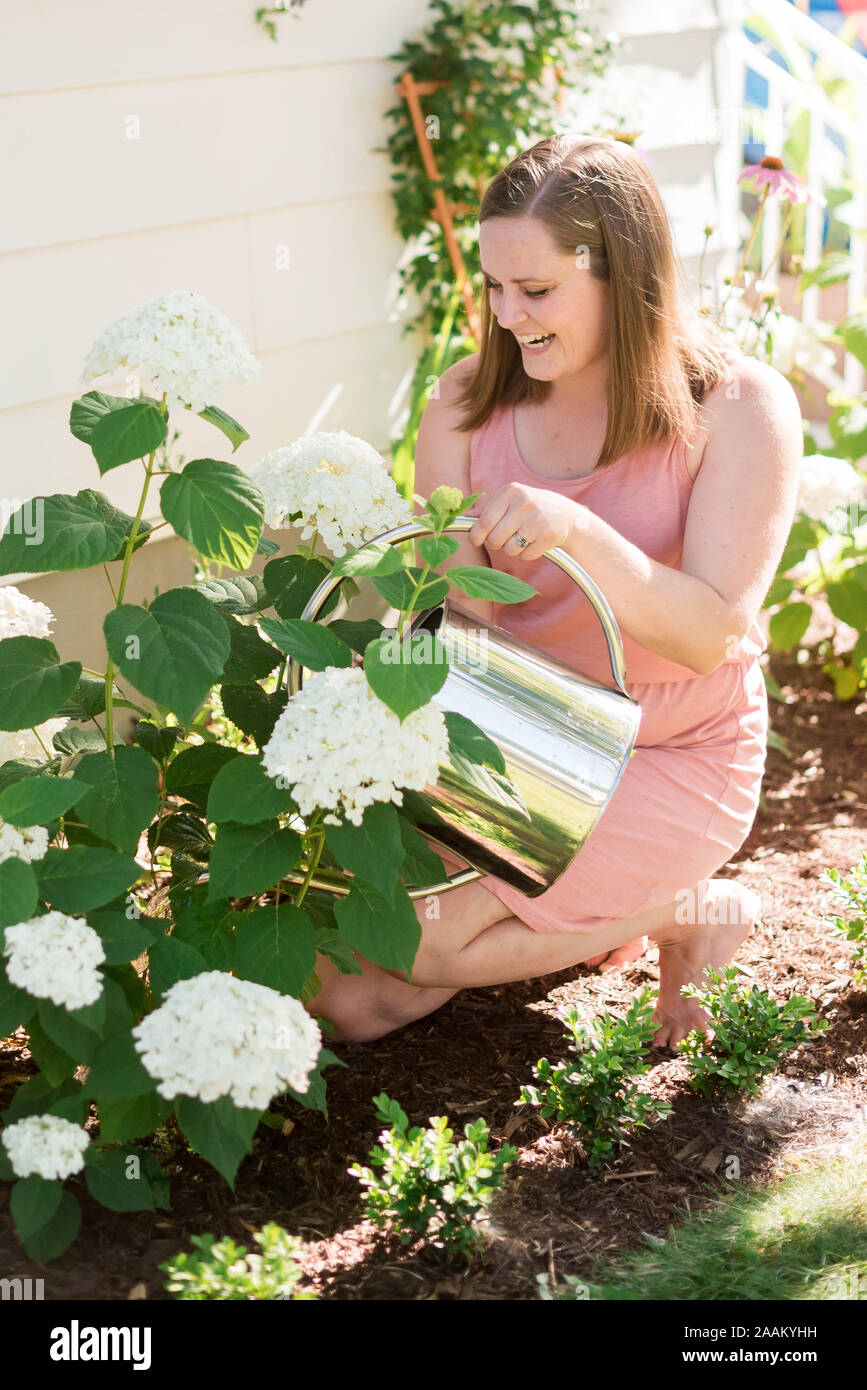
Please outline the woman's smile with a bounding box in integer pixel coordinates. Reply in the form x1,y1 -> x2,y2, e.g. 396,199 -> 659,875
515,330 -> 556,355
479,215 -> 611,388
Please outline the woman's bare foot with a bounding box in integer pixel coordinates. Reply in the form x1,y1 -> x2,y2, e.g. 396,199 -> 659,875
651,880 -> 761,1050
584,935 -> 648,973
308,952 -> 459,1043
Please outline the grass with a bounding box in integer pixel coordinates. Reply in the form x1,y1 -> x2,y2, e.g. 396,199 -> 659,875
553,1135 -> 867,1300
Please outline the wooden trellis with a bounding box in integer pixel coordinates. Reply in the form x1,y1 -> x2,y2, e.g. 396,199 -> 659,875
395,71 -> 482,342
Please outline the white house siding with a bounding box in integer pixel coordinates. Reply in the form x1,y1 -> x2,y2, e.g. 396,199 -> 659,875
572,0 -> 743,289
1,0 -> 744,689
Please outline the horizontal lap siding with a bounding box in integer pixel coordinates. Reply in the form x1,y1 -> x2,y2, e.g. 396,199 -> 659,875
0,0 -> 433,93
0,64 -> 399,254
1,192 -> 413,409
572,0 -> 740,265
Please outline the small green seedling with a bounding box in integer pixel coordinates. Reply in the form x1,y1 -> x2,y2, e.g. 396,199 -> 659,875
518,987 -> 672,1170
161,1222 -> 314,1300
680,966 -> 829,1095
349,1092 -> 517,1256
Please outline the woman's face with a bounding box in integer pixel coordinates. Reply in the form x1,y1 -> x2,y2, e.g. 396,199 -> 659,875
479,215 -> 610,383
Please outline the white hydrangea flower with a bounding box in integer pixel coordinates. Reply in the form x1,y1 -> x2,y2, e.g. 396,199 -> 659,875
787,530 -> 849,587
796,454 -> 864,529
0,719 -> 68,767
0,820 -> 49,867
2,1114 -> 90,1181
132,971 -> 322,1110
0,585 -> 55,641
3,911 -> 105,1010
261,665 -> 447,827
81,288 -> 259,413
247,430 -> 413,557
727,304 -> 840,388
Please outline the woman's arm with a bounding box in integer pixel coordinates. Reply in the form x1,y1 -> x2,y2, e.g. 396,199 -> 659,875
412,354 -> 496,627
468,359 -> 804,676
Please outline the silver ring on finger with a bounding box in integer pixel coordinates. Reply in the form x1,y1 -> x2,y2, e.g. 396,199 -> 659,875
512,532 -> 529,549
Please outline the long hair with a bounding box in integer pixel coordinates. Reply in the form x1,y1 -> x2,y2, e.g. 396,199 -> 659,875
455,134 -> 737,466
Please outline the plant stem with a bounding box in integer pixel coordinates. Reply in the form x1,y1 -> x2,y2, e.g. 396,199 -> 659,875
717,185 -> 771,325
396,561 -> 432,640
294,822 -> 326,908
758,202 -> 794,286
103,394 -> 168,755
89,713 -> 107,743
697,228 -> 712,312
30,726 -> 51,758
149,786 -> 171,891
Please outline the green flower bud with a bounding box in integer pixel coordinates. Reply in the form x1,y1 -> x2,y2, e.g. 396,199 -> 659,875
429,485 -> 463,515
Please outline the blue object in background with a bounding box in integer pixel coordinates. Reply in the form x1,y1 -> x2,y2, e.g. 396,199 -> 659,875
800,0 -> 867,55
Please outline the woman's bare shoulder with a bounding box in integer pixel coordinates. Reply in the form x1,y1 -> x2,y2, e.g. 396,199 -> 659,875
691,352 -> 803,491
703,352 -> 801,434
434,352 -> 480,412
689,351 -> 801,478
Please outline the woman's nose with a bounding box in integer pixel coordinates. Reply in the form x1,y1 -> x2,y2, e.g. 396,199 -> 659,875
495,296 -> 528,331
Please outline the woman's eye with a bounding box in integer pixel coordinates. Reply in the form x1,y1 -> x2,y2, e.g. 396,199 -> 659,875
484,281 -> 550,298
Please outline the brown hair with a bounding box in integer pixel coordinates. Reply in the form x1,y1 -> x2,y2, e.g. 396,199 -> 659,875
455,134 -> 738,466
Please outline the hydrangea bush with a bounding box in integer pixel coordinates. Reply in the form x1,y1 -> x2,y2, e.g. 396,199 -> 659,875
0,291 -> 534,1260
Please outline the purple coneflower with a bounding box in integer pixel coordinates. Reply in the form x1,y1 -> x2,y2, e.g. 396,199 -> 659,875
738,155 -> 826,206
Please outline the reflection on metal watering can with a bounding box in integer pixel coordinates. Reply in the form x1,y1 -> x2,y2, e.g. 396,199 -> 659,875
283,516 -> 642,899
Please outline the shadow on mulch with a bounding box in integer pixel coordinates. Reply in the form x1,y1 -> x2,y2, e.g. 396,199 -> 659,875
1,654 -> 866,1300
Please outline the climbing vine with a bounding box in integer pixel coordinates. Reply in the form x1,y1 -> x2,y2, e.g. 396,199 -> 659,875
255,0 -> 310,43
380,0 -> 617,339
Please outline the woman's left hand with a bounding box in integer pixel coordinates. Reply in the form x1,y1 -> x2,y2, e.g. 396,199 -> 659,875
467,482 -> 583,563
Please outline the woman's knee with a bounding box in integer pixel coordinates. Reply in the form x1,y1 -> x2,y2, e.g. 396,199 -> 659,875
672,877 -> 761,927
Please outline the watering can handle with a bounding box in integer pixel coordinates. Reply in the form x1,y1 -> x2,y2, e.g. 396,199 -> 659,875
283,514 -> 630,898
445,515 -> 630,697
287,514 -> 629,699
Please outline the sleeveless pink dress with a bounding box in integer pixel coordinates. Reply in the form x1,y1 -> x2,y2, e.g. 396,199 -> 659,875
467,403 -> 769,935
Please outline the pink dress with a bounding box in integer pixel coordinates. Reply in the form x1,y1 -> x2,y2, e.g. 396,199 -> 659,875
467,403 -> 769,935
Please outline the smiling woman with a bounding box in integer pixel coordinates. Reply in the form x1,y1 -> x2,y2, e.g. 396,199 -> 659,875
309,134 -> 803,1052
458,134 -> 734,472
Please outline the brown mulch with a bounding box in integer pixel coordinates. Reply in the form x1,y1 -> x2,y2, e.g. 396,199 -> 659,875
1,653 -> 866,1301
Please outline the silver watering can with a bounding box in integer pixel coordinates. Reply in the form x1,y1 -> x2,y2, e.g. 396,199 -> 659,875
284,516 -> 642,899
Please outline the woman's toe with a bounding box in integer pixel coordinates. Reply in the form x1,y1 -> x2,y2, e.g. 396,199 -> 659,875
597,936 -> 648,972
585,936 -> 648,973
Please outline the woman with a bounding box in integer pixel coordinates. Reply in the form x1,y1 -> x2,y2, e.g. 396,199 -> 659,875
311,134 -> 803,1048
